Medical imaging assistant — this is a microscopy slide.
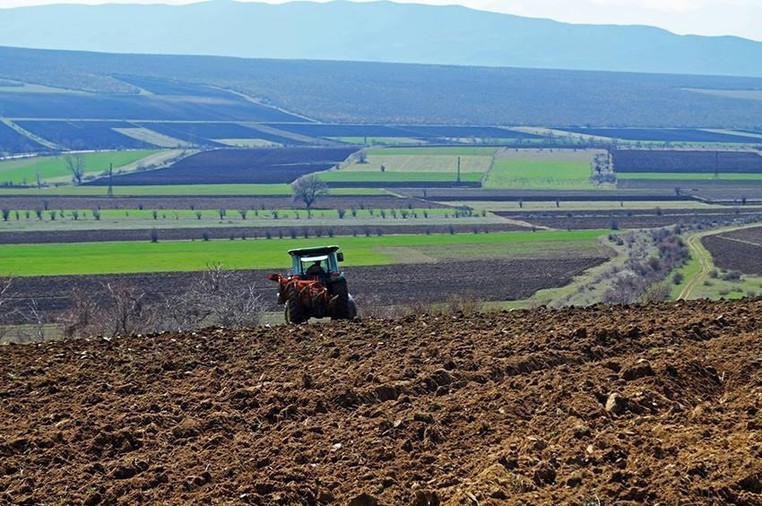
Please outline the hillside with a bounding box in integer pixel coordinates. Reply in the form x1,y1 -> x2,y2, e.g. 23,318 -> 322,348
2,46 -> 762,127
1,299 -> 760,504
1,0 -> 762,77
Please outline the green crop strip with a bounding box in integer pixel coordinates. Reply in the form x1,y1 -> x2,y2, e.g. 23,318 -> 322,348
484,160 -> 595,189
0,230 -> 607,277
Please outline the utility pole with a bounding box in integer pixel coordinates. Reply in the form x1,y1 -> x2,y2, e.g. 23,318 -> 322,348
714,151 -> 719,180
107,163 -> 114,198
456,156 -> 461,183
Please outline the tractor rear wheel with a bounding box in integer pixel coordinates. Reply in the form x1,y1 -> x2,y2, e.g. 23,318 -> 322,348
331,279 -> 350,320
285,286 -> 306,325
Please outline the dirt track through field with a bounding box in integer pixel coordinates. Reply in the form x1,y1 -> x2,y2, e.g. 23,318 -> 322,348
1,299 -> 761,505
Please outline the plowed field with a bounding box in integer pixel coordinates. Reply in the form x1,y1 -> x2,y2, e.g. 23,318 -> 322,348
702,226 -> 762,276
1,299 -> 761,505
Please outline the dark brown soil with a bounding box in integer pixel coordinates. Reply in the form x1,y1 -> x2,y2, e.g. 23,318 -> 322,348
2,299 -> 760,505
0,195 -> 444,211
496,209 -> 762,230
702,226 -> 762,276
0,257 -> 606,325
397,188 -> 691,201
617,180 -> 762,203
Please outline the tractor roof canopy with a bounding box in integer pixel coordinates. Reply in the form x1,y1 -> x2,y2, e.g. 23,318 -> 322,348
288,245 -> 340,257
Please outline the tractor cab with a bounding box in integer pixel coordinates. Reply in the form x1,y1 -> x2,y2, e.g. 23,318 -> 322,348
289,245 -> 345,279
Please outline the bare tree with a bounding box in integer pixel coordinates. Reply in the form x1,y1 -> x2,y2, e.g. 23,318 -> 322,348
64,153 -> 86,184
0,276 -> 12,313
104,282 -> 153,337
292,174 -> 329,209
19,299 -> 47,342
60,287 -> 99,338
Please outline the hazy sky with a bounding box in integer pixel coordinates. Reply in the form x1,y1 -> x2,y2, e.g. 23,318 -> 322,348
1,0 -> 760,41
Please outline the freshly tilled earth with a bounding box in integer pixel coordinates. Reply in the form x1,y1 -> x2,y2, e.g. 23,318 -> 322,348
1,299 -> 761,505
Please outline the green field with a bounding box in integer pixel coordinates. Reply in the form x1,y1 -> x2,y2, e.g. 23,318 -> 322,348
484,160 -> 595,189
0,230 -> 607,277
321,146 -> 495,184
0,151 -> 161,185
0,184 -> 386,196
340,155 -> 492,174
617,172 -> 762,181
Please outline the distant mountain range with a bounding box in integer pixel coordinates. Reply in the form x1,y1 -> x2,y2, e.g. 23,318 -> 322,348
1,0 -> 761,77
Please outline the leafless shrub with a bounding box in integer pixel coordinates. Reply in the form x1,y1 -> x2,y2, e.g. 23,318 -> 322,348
354,295 -> 404,320
641,282 -> 671,303
401,299 -> 440,317
722,270 -> 742,281
17,299 -> 49,342
59,287 -> 100,338
0,276 -> 12,312
56,266 -> 266,338
444,294 -> 483,315
158,263 -> 265,331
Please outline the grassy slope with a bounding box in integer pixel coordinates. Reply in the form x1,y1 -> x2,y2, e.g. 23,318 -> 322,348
0,151 -> 160,185
0,230 -> 607,276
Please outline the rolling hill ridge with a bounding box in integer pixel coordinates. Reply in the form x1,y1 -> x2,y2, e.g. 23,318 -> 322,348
1,0 -> 762,77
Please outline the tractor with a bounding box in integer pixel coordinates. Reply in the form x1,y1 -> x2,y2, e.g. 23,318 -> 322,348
268,245 -> 358,324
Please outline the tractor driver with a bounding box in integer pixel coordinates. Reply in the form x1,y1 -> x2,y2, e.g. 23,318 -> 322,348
306,260 -> 326,277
